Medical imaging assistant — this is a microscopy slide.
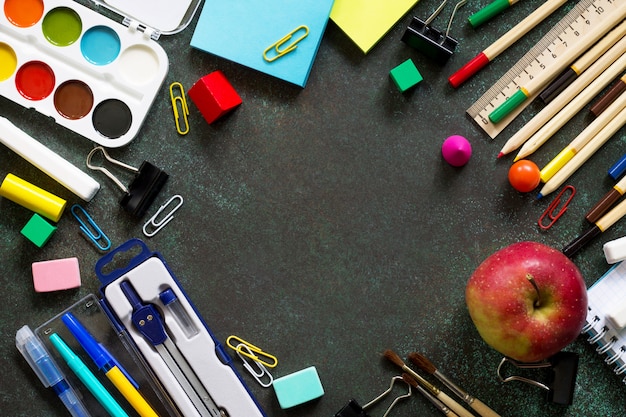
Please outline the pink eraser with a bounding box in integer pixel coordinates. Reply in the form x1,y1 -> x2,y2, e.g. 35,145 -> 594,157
442,135 -> 472,167
32,257 -> 81,292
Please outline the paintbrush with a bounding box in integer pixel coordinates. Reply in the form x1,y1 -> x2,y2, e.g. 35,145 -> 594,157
401,373 -> 459,416
383,350 -> 474,417
409,352 -> 501,417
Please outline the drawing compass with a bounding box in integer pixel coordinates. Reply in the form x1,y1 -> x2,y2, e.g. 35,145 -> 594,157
120,281 -> 227,417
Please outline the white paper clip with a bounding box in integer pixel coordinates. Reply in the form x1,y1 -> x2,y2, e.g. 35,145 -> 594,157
142,195 -> 183,237
235,343 -> 273,388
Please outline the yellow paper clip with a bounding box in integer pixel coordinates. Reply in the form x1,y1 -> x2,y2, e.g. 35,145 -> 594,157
170,82 -> 189,135
226,335 -> 278,368
263,25 -> 309,62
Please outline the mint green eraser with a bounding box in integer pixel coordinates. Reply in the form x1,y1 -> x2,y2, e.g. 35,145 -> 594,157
273,366 -> 324,409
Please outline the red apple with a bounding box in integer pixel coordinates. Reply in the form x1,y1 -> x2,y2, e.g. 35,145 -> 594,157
465,241 -> 587,363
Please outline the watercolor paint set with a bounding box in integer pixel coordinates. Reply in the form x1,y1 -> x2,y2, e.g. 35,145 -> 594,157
0,0 -> 202,147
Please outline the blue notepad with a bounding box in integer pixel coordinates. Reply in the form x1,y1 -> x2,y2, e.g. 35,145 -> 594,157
190,0 -> 334,87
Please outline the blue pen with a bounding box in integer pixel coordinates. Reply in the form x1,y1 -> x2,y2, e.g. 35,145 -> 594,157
16,325 -> 91,417
49,332 -> 130,417
62,312 -> 159,417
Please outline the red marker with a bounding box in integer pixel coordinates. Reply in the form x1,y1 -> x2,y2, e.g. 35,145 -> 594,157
449,0 -> 567,88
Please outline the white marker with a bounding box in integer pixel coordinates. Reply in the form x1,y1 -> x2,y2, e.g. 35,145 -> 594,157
0,117 -> 100,201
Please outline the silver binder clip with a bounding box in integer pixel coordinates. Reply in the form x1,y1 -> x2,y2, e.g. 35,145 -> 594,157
71,204 -> 111,251
234,343 -> 273,388
142,195 -> 183,237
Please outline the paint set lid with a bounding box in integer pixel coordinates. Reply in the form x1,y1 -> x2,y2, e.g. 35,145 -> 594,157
89,0 -> 203,38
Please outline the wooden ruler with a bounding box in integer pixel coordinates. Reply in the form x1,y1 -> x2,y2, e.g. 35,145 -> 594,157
467,0 -> 626,139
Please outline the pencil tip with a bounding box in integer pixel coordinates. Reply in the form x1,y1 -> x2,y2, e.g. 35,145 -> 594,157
497,152 -> 504,159
536,193 -> 543,200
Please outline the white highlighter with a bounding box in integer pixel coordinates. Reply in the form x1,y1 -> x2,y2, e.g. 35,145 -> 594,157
0,117 -> 100,201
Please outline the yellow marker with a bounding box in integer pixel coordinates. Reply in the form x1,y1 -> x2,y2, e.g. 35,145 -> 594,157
107,367 -> 159,417
540,88 -> 626,183
0,173 -> 66,222
540,148 -> 576,183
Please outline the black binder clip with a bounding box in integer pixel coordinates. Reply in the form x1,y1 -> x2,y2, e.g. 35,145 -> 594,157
497,351 -> 579,405
401,0 -> 467,64
334,375 -> 411,417
86,146 -> 169,217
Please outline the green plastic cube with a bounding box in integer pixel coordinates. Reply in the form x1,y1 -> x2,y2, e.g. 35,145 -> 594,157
390,59 -> 423,92
21,213 -> 57,247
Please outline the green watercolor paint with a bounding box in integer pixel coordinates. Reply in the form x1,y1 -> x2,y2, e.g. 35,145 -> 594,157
42,7 -> 82,47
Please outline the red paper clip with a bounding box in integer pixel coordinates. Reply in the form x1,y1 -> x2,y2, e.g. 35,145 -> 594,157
538,185 -> 576,230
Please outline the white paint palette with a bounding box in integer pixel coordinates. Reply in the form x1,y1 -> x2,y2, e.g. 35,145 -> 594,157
0,0 -> 200,147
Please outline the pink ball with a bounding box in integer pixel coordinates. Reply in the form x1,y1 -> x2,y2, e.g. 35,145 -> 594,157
442,135 -> 472,167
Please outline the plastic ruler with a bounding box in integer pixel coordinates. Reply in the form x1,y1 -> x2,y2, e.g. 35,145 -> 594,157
467,0 -> 626,139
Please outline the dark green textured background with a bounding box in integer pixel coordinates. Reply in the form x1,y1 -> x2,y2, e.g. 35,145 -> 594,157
1,0 -> 625,416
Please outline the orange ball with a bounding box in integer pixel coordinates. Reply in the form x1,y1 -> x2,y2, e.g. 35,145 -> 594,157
508,160 -> 541,192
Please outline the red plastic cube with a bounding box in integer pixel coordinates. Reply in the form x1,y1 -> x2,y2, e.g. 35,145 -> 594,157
188,70 -> 242,124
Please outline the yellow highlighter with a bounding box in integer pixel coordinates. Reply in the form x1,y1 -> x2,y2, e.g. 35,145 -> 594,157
540,90 -> 626,183
62,312 -> 160,417
0,173 -> 66,222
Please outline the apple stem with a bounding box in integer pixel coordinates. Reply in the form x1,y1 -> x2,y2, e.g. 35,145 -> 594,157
526,274 -> 542,307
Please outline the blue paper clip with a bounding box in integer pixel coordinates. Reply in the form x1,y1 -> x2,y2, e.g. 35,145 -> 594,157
71,204 -> 111,250
142,195 -> 183,237
538,185 -> 576,230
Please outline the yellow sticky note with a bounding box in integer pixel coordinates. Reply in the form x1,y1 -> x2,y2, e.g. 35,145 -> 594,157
330,0 -> 420,54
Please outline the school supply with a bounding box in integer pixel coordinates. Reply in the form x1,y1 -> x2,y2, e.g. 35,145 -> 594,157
330,0 -> 419,54
0,0 -> 202,147
450,0 -> 567,87
497,352 -> 579,405
97,239 -> 266,417
86,147 -> 168,217
401,0 -> 467,64
467,0 -> 626,138
190,0 -> 334,87
408,352 -> 500,417
17,239 -> 267,417
0,117 -> 100,201
16,325 -> 91,417
334,376 -> 412,417
583,261 -> 626,384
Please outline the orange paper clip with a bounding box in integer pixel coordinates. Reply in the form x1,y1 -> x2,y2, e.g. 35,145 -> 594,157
538,185 -> 576,230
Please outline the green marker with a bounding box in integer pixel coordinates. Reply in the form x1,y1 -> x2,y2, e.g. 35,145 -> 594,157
489,88 -> 529,124
49,333 -> 129,417
469,0 -> 521,27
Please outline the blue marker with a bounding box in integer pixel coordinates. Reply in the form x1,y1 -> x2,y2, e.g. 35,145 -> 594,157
16,325 -> 91,417
49,332 -> 130,417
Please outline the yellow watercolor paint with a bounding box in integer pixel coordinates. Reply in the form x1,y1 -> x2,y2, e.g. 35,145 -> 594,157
0,43 -> 18,82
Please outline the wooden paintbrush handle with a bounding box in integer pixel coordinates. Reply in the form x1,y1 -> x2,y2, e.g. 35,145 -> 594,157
436,391 -> 474,417
469,398 -> 501,417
